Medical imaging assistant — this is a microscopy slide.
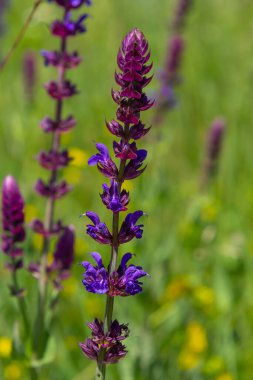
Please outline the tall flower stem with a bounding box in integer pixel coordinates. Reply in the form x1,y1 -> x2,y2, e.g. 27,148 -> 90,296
80,28 -> 153,377
11,264 -> 30,337
33,12 -> 67,359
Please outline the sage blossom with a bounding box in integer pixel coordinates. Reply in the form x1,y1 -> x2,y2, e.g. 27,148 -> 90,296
80,28 -> 153,378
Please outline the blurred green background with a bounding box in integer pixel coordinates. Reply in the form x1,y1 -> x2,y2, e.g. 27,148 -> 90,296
1,0 -> 253,379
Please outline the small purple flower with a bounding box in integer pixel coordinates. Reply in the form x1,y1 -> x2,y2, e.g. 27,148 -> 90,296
100,181 -> 129,213
88,143 -> 118,179
37,150 -> 72,170
1,176 -> 26,271
44,80 -> 78,100
79,319 -> 128,364
123,149 -> 147,180
51,13 -> 88,38
30,219 -> 63,237
41,50 -> 81,69
113,140 -> 137,160
118,211 -> 144,244
35,179 -> 72,199
82,252 -> 148,296
85,211 -> 112,244
40,115 -> 76,133
82,252 -> 108,294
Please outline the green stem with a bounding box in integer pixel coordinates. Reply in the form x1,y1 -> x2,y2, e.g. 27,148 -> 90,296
11,264 -> 30,336
29,367 -> 39,380
0,0 -> 42,73
95,155 -> 127,379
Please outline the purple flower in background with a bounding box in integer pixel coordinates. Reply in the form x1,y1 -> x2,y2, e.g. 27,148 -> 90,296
23,51 -> 37,101
1,176 -> 25,272
82,252 -> 148,296
153,0 -> 193,126
80,319 -> 128,364
201,118 -> 226,186
172,0 -> 193,31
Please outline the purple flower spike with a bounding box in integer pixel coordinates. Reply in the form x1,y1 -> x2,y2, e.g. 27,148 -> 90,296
85,211 -> 112,244
81,29 -> 153,373
202,117 -> 226,185
82,252 -> 108,294
119,211 -> 144,244
1,176 -> 25,269
113,28 -> 153,126
172,0 -> 193,31
80,319 -> 128,364
100,181 -> 129,213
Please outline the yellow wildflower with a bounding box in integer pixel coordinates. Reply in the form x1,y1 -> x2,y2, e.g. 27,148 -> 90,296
69,147 -> 88,168
178,349 -> 200,370
194,285 -> 215,307
216,373 -> 234,380
0,337 -> 12,358
4,362 -> 22,380
186,322 -> 207,354
164,276 -> 191,301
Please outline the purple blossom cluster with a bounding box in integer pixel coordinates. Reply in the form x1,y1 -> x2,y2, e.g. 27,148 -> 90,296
82,252 -> 147,296
80,319 -> 129,364
80,28 -> 153,370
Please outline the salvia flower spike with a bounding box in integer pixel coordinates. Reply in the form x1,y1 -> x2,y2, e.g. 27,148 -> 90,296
153,0 -> 193,126
201,117 -> 226,188
29,0 -> 91,359
79,28 -> 153,379
1,176 -> 25,277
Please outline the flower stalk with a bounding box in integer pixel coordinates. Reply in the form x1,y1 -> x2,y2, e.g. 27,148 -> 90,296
79,28 -> 153,379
